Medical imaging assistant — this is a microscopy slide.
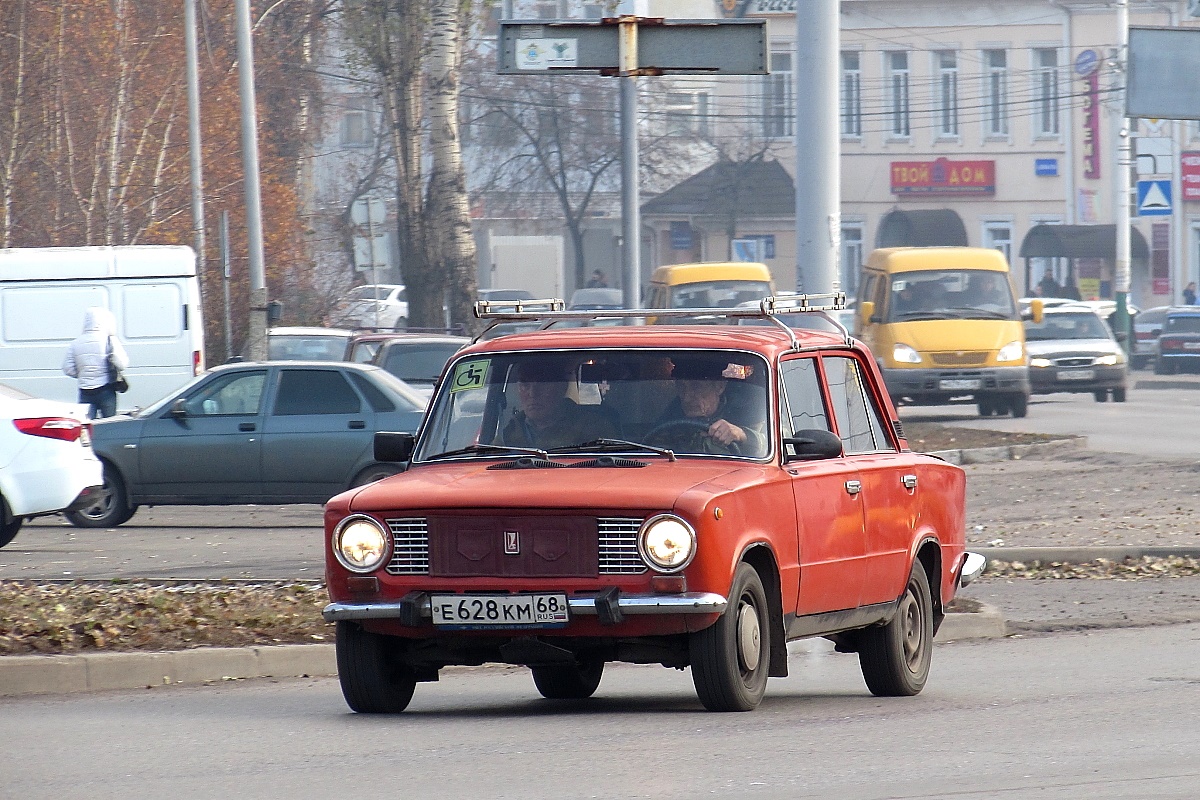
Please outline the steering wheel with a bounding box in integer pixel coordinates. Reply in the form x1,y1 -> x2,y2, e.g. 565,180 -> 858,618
643,418 -> 742,456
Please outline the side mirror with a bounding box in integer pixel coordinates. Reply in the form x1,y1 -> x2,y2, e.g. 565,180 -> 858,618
374,431 -> 416,463
169,398 -> 189,418
1029,298 -> 1044,324
782,429 -> 844,463
859,300 -> 876,324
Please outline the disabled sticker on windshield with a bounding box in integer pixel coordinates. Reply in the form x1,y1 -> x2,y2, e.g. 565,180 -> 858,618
451,360 -> 489,392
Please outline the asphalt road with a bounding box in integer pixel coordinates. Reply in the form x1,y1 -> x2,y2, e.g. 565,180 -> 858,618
4,623 -> 1200,800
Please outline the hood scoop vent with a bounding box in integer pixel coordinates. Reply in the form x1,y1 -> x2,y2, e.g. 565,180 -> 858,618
567,456 -> 649,469
487,457 -> 567,470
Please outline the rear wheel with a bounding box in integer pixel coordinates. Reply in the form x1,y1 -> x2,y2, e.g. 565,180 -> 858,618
63,465 -> 136,528
531,657 -> 604,700
1112,387 -> 1127,402
0,499 -> 21,549
1008,394 -> 1028,418
858,562 -> 933,697
350,464 -> 402,488
335,621 -> 417,713
689,563 -> 771,712
1094,389 -> 1109,402
1155,358 -> 1174,375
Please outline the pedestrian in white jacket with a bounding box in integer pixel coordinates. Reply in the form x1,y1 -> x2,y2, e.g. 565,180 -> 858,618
62,307 -> 130,418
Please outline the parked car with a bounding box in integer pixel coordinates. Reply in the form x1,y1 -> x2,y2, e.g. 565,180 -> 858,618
322,299 -> 978,714
1024,307 -> 1128,402
0,383 -> 104,548
267,327 -> 355,361
1154,307 -> 1200,374
334,284 -> 409,330
66,362 -> 427,528
567,288 -> 623,310
1131,305 -> 1170,370
370,334 -> 470,399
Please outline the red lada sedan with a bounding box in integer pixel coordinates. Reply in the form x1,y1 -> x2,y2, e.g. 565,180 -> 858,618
323,299 -> 980,713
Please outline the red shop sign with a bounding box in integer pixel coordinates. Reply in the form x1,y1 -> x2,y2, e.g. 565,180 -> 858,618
890,158 -> 996,195
1182,151 -> 1200,202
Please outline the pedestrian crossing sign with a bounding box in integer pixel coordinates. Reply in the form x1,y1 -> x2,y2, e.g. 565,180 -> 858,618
1136,179 -> 1173,216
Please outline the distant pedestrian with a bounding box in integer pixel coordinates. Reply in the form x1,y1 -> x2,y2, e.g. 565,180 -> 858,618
62,307 -> 129,419
1184,281 -> 1197,306
1038,273 -> 1061,299
586,269 -> 608,288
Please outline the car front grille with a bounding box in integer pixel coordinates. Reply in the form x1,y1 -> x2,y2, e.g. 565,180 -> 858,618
382,515 -> 648,576
930,351 -> 988,366
1053,356 -> 1097,367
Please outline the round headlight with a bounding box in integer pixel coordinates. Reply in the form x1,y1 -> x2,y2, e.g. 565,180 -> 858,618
333,515 -> 390,573
638,514 -> 696,573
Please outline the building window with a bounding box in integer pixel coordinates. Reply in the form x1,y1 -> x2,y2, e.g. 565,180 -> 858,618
1034,48 -> 1060,137
840,224 -> 863,297
935,50 -> 958,137
984,49 -> 1008,137
583,4 -> 604,18
887,51 -> 910,138
983,222 -> 1012,266
664,91 -> 709,137
841,51 -> 862,138
340,95 -> 373,148
762,51 -> 793,138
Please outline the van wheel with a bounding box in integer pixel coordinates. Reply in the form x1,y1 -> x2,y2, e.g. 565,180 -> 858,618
689,563 -> 770,712
858,562 -> 933,697
1008,394 -> 1028,418
63,465 -> 137,528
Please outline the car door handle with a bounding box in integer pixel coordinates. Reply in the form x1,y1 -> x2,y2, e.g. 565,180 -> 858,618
348,420 -> 366,429
901,474 -> 918,490
238,422 -> 257,432
844,480 -> 862,496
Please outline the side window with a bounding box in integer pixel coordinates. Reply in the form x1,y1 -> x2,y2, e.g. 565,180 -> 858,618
347,372 -> 396,412
823,356 -> 892,454
273,369 -> 362,416
779,357 -> 830,437
182,371 -> 267,416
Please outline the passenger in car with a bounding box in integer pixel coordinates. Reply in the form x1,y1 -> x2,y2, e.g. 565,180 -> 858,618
500,360 -> 617,450
647,357 -> 767,457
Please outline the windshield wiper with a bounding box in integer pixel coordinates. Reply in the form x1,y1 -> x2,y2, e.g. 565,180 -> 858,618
548,438 -> 677,462
425,443 -> 548,461
943,306 -> 1013,320
893,311 -> 952,321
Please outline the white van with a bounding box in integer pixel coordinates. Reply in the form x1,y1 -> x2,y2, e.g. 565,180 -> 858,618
0,245 -> 205,410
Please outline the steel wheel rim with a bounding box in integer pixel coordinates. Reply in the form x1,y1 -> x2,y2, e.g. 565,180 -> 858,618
736,595 -> 762,674
899,584 -> 925,671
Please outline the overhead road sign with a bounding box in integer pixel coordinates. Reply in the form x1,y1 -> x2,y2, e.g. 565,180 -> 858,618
1127,27 -> 1200,121
498,18 -> 768,76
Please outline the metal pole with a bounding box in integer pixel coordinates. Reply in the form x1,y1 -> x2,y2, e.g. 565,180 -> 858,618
220,210 -> 233,362
794,0 -> 839,295
618,17 -> 641,310
1113,0 -> 1132,351
234,0 -> 269,360
184,0 -> 208,305
367,204 -> 380,329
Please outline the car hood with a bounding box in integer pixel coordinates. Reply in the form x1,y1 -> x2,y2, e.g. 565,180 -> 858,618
344,458 -> 772,514
1026,338 -> 1122,358
894,320 -> 1020,352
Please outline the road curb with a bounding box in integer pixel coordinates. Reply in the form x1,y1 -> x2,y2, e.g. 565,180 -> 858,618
975,545 -> 1200,564
928,435 -> 1087,465
937,602 -> 1006,641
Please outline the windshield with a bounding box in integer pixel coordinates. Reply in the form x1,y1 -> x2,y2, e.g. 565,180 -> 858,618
414,349 -> 771,462
267,335 -> 349,361
379,342 -> 464,384
1024,313 -> 1112,341
886,269 -> 1018,322
668,280 -> 771,309
1164,315 -> 1200,334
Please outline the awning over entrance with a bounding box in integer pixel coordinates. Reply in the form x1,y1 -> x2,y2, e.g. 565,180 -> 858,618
875,209 -> 968,248
1018,224 -> 1149,260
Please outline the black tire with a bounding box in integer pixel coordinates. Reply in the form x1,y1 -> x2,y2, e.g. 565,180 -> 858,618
858,561 -> 933,697
0,499 -> 21,549
1008,394 -> 1028,418
689,563 -> 771,712
1155,358 -> 1174,375
350,463 -> 402,489
531,657 -> 605,700
1112,387 -> 1127,402
335,621 -> 417,713
976,398 -> 994,417
63,464 -> 137,528
1130,356 -> 1147,371
1094,390 -> 1109,402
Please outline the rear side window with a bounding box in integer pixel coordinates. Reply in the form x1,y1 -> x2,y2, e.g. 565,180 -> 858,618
822,355 -> 892,454
273,369 -> 361,415
347,372 -> 396,412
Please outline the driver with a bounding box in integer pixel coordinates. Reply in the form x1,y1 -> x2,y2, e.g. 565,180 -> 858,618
500,359 -> 616,450
647,357 -> 766,456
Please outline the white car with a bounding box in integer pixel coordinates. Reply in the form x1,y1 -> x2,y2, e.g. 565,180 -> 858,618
0,383 -> 104,548
334,284 -> 409,330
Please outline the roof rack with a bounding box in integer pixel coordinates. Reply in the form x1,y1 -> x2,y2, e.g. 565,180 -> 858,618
474,293 -> 850,348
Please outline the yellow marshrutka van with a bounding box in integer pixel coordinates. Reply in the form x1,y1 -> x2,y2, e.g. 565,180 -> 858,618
645,261 -> 774,316
857,247 -> 1040,418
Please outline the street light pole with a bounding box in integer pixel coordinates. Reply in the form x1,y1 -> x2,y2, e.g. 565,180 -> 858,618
1113,0 -> 1133,351
234,0 -> 269,360
184,0 -> 208,314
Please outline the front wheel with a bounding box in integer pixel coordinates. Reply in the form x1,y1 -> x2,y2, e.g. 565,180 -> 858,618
63,465 -> 137,528
858,562 -> 933,697
531,657 -> 604,700
350,463 -> 402,489
1008,394 -> 1028,418
1112,387 -> 1127,402
689,563 -> 771,712
1094,389 -> 1109,402
335,621 -> 417,713
0,505 -> 21,549
976,398 -> 995,417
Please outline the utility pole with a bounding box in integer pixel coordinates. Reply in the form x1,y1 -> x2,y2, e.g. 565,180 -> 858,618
234,0 -> 269,360
1112,0 -> 1133,351
794,0 -> 839,294
618,17 -> 640,310
184,0 -> 208,316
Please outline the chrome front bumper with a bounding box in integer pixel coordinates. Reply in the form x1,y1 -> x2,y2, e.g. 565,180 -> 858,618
958,552 -> 987,588
323,591 -> 728,623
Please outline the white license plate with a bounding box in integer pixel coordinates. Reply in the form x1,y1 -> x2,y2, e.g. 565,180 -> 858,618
939,379 -> 981,390
429,594 -> 570,629
1184,342 -> 1200,350
1057,369 -> 1094,381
